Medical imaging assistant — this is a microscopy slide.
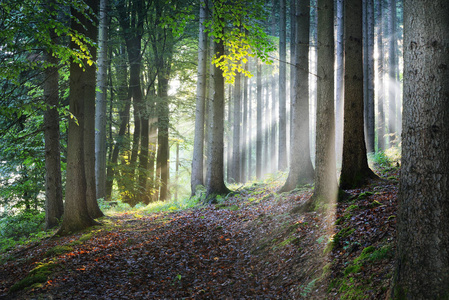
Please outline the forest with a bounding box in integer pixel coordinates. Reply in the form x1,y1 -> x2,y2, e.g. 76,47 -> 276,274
0,0 -> 448,298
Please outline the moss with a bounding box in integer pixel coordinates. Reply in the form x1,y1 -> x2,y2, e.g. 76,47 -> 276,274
332,228 -> 355,246
347,204 -> 359,211
10,274 -> 47,293
45,245 -> 73,257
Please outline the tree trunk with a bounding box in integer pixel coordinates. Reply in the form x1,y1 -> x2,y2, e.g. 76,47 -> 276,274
376,0 -> 385,151
256,59 -> 263,179
84,0 -> 103,219
95,0 -> 108,201
335,0 -> 344,163
156,75 -> 170,201
387,0 -> 397,147
241,61 -> 248,183
58,0 -> 99,235
206,34 -> 229,199
191,0 -> 207,195
307,0 -> 338,209
280,0 -> 314,192
232,72 -> 241,182
339,0 -> 377,190
43,8 -> 63,229
365,0 -> 375,153
278,0 -> 287,171
392,1 -> 449,297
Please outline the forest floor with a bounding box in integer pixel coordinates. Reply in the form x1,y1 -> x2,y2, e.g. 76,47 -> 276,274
0,165 -> 398,299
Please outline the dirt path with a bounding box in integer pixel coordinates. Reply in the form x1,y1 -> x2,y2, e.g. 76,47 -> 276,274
1,177 -> 397,299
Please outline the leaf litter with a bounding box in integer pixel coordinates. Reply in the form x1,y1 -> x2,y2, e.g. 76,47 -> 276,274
1,169 -> 398,299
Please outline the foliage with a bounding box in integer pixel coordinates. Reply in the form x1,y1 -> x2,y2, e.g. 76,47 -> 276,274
206,0 -> 276,83
0,211 -> 45,240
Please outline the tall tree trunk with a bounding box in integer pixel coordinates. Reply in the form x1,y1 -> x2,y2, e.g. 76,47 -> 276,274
43,3 -> 63,229
387,0 -> 397,147
392,1 -> 449,297
256,59 -> 263,179
306,0 -> 338,210
84,0 -> 103,219
278,0 -> 287,170
206,34 -> 230,199
241,62 -> 248,183
58,0 -> 99,235
280,0 -> 314,192
156,68 -> 171,201
191,0 -> 208,195
365,0 -> 375,153
339,0 -> 377,190
232,72 -> 241,182
376,0 -> 385,151
335,0 -> 344,163
272,0 -> 279,173
247,62 -> 253,181
226,87 -> 232,182
95,0 -> 108,201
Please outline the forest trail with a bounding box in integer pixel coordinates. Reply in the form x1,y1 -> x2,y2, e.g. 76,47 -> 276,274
1,172 -> 398,299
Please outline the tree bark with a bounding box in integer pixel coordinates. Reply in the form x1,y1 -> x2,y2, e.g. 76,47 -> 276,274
376,0 -> 385,151
58,0 -> 100,235
387,0 -> 397,147
191,0 -> 207,195
256,59 -> 263,179
278,0 -> 287,171
84,0 -> 103,219
232,72 -> 241,182
392,1 -> 449,297
95,0 -> 108,201
339,0 -> 377,190
335,0 -> 344,164
43,6 -> 63,229
365,0 -> 375,153
206,34 -> 230,199
307,0 -> 338,209
280,0 -> 314,192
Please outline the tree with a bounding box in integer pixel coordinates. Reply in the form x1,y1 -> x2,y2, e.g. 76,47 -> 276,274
58,0 -> 100,235
305,0 -> 338,210
376,0 -> 385,151
364,0 -> 375,153
280,0 -> 314,192
256,59 -> 263,179
206,33 -> 230,199
232,71 -> 241,182
339,0 -> 377,189
43,0 -> 63,229
278,0 -> 287,171
95,0 -> 109,201
391,1 -> 449,297
84,0 -> 104,219
387,0 -> 398,147
191,0 -> 208,196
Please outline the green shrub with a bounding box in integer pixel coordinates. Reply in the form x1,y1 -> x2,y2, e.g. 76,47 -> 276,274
0,211 -> 45,240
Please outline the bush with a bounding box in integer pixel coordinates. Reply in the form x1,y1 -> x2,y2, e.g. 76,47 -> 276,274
0,210 -> 45,240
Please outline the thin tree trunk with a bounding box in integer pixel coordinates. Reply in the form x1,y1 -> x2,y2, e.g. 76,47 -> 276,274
43,7 -> 63,229
365,0 -> 376,153
206,33 -> 229,199
387,0 -> 397,147
232,72 -> 241,182
256,59 -> 263,179
335,0 -> 344,163
376,0 -> 385,151
278,0 -> 287,170
95,0 -> 108,201
191,0 -> 208,195
241,62 -> 248,183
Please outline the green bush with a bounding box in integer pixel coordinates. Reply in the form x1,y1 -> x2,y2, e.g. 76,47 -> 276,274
0,211 -> 45,240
